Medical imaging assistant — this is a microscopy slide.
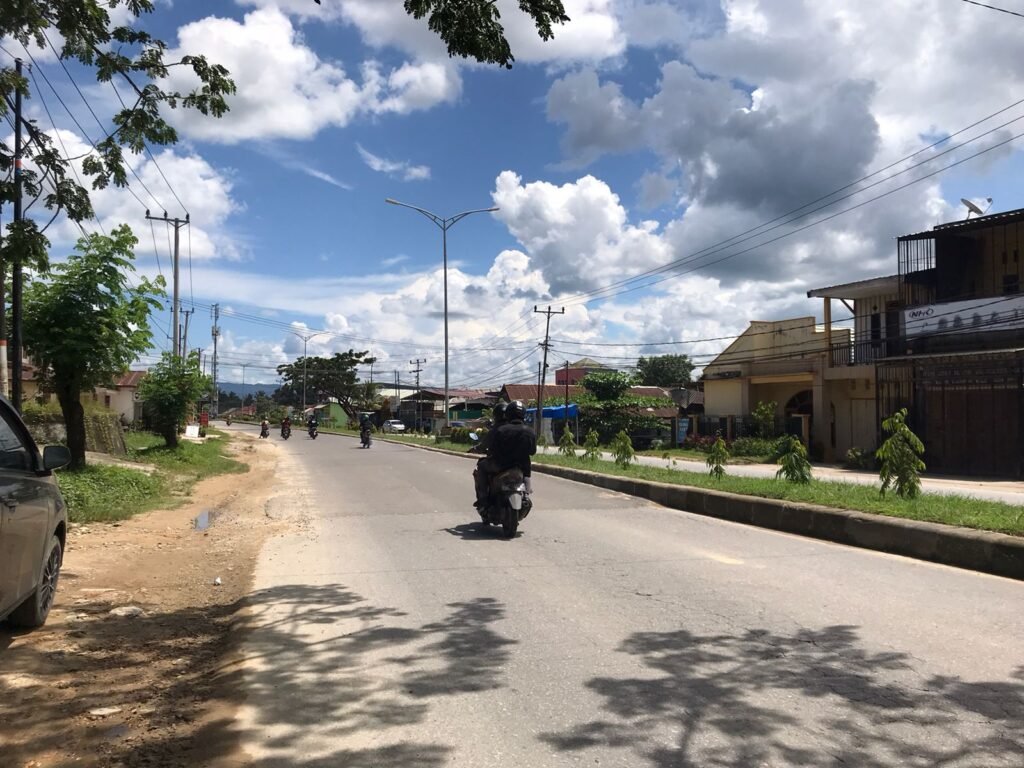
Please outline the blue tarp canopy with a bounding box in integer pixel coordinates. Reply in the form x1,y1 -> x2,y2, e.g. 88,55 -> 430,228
525,404 -> 578,420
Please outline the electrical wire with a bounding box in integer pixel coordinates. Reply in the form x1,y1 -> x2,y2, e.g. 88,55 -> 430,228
960,0 -> 1024,20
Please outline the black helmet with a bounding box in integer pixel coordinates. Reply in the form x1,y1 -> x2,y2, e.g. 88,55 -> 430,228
506,400 -> 526,421
492,401 -> 509,423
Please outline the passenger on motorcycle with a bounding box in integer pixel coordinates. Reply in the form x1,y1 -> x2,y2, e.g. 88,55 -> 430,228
473,401 -> 508,510
487,400 -> 537,497
280,415 -> 292,437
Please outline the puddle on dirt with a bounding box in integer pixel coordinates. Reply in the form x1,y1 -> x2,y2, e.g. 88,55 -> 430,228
193,509 -> 218,531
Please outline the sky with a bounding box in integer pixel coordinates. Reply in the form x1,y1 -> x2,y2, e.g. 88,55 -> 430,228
5,0 -> 1024,389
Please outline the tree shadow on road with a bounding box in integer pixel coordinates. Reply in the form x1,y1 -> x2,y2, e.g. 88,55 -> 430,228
1,582 -> 514,768
540,624 -> 1024,767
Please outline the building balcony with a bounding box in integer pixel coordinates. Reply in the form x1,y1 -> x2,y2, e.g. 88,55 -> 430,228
830,338 -> 891,366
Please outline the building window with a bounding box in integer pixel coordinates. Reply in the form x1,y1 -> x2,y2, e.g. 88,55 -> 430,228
1004,274 -> 1020,295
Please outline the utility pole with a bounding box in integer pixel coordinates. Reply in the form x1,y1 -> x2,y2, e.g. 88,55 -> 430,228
181,308 -> 194,355
146,211 -> 189,357
410,359 -> 425,432
564,360 -> 571,439
211,304 -> 220,416
533,305 -> 565,436
10,58 -> 24,411
241,362 -> 249,388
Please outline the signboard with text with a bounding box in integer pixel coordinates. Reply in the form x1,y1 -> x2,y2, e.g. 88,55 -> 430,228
904,295 -> 1024,338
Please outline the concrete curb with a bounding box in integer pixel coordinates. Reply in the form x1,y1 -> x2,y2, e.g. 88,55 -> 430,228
375,436 -> 1024,581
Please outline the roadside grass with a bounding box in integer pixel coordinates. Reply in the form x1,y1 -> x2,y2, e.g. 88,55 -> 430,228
57,430 -> 248,524
57,464 -> 168,524
126,429 -> 248,482
533,453 -> 1024,537
637,447 -> 770,464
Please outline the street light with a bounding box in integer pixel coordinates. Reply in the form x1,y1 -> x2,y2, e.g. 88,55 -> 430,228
292,330 -> 328,414
385,197 -> 499,428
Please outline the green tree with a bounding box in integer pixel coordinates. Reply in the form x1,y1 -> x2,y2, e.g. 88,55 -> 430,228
272,382 -> 301,408
582,429 -> 601,461
558,427 -> 577,457
707,435 -> 728,481
1,1 -> 234,277
751,400 -> 778,438
401,0 -> 570,68
23,226 -> 162,469
139,351 -> 211,448
581,370 -> 635,401
876,408 -> 926,499
276,351 -> 373,421
636,355 -> 695,387
610,430 -> 635,467
774,435 -> 812,484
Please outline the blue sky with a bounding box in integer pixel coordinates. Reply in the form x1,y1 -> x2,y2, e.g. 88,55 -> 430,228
7,0 -> 1024,387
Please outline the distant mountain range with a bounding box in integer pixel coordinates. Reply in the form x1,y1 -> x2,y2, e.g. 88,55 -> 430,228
217,382 -> 279,399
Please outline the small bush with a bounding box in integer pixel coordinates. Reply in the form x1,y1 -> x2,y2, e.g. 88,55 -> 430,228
582,429 -> 601,462
774,434 -> 812,484
450,427 -> 472,444
610,430 -> 635,467
558,428 -> 578,457
683,434 -> 718,453
844,447 -> 874,470
649,438 -> 665,451
707,435 -> 729,480
537,433 -> 549,448
730,436 -> 776,458
877,408 -> 926,499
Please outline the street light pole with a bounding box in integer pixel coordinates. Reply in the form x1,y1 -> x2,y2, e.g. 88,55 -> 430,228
294,330 -> 327,415
386,198 -> 498,430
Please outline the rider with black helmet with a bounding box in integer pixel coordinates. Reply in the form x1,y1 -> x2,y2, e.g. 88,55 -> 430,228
490,400 -> 537,492
473,401 -> 509,511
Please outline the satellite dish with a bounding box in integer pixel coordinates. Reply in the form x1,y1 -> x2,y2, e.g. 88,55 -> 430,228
961,198 -> 984,218
961,197 -> 992,219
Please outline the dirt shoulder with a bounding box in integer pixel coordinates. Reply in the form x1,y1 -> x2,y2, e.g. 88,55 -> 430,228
1,432 -> 283,768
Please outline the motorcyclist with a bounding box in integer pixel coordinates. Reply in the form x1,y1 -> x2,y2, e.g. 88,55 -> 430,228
473,401 -> 508,510
359,416 -> 372,444
307,414 -> 319,431
260,418 -> 269,438
281,415 -> 292,437
488,400 -> 537,497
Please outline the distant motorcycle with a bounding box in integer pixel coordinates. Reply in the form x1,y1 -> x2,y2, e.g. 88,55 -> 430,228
225,417 -> 232,426
360,427 -> 372,448
308,424 -> 318,440
259,424 -> 269,439
281,424 -> 291,440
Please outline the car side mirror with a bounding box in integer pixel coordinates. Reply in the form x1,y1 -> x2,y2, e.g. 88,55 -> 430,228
42,445 -> 72,472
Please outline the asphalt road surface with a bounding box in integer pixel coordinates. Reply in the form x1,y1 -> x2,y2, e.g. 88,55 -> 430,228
233,430 -> 1024,767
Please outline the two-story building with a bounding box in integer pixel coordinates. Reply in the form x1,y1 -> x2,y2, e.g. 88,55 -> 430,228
811,206 -> 1024,476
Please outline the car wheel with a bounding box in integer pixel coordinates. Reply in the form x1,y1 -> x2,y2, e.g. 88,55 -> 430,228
9,535 -> 63,628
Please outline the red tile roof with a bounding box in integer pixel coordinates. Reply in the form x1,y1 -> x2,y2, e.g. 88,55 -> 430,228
114,370 -> 147,388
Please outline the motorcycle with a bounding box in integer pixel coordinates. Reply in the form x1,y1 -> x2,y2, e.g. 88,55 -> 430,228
308,424 -> 318,439
470,433 -> 531,538
281,424 -> 292,440
259,424 -> 269,439
360,427 -> 372,448
225,417 -> 232,426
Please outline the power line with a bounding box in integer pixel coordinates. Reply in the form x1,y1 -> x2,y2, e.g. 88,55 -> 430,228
960,0 -> 1024,20
563,110 -> 1024,307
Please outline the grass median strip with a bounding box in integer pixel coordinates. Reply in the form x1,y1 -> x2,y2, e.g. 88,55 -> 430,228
57,430 -> 248,523
532,454 -> 1024,537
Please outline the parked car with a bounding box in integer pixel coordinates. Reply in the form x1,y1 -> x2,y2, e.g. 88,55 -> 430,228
383,420 -> 406,434
0,395 -> 72,628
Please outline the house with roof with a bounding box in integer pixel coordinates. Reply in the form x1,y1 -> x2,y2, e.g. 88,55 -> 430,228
554,357 -> 608,385
399,388 -> 496,431
93,370 -> 148,424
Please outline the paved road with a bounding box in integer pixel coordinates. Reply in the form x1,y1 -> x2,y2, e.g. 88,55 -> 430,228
233,430 -> 1024,767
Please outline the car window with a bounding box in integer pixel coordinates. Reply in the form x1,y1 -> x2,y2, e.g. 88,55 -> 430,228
0,411 -> 33,471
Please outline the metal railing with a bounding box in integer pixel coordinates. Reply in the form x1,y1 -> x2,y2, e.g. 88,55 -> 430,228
830,339 -> 887,366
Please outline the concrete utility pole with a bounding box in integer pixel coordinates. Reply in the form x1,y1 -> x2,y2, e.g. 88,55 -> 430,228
533,305 -> 565,436
145,212 -> 189,358
293,330 -> 326,415
10,58 -> 24,411
211,304 -> 220,416
410,359 -> 425,431
181,308 -> 194,355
